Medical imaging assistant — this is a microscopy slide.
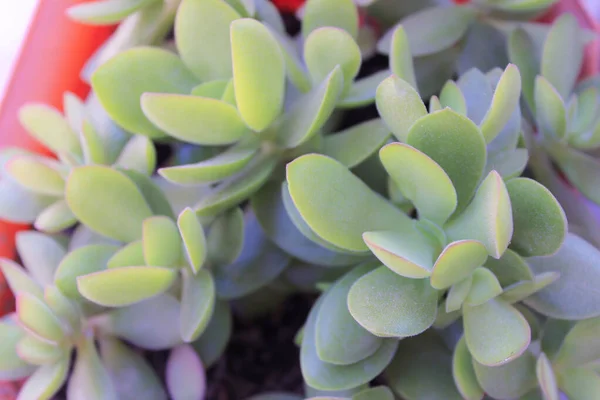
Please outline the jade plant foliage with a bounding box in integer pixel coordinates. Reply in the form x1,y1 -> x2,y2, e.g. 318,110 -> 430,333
1,0 -> 600,398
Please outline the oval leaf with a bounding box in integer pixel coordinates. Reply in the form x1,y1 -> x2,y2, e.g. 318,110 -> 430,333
472,351 -> 537,399
302,0 -> 358,39
142,216 -> 182,268
452,337 -> 484,400
16,293 -> 65,344
17,356 -> 70,400
430,240 -> 488,290
178,208 -> 207,273
166,345 -> 206,400
180,269 -> 216,342
68,336 -> 117,400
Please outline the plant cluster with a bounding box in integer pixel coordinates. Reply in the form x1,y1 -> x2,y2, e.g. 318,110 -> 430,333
1,0 -> 600,399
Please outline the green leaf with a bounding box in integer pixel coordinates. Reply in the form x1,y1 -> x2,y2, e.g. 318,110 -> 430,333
541,319 -> 575,361
429,95 -> 442,113
16,292 -> 65,344
338,70 -> 390,109
389,26 -> 417,90
107,241 -> 144,269
63,92 -> 86,134
557,367 -> 600,399
191,300 -> 232,368
480,64 -> 522,144
213,213 -> 290,299
276,67 -> 344,148
352,386 -> 393,400
177,208 -> 207,273
452,337 -> 484,400
180,269 -> 215,342
80,120 -> 107,166
483,149 -> 528,180
378,6 -> 474,57
323,119 -> 390,169
34,200 -> 77,233
166,345 -> 206,400
375,75 -> 426,142
17,356 -> 70,400
100,337 -> 167,400
535,76 -> 567,140
553,316 -> 600,370
472,351 -> 537,399
206,207 -> 244,267
385,332 -> 463,400
315,263 -> 382,365
91,47 -> 198,138
542,13 -> 584,99
407,109 -> 486,212
18,104 -> 80,156
66,165 -> 153,242
6,156 -> 65,196
286,154 -> 411,253
269,28 -> 312,93
68,336 -> 117,400
508,28 -> 537,111
464,267 -> 503,306
525,233 -> 600,319
16,231 -> 65,287
536,353 -> 559,400
484,249 -> 533,287
506,178 -> 566,256
379,142 -> 456,224
301,294 -> 399,391
348,266 -> 438,337
255,0 -> 284,33
120,170 -> 175,219
54,244 -> 119,300
457,68 -> 494,125
67,0 -> 159,24
430,240 -> 488,290
231,18 -> 285,131
304,27 -> 361,94
0,180 -> 54,224
463,299 -> 530,366
0,258 -> 43,299
190,80 -> 229,98
445,171 -> 513,259
142,216 -> 182,268
194,154 -> 277,217
446,277 -> 472,313
114,135 -> 156,176
175,0 -> 240,81
16,335 -> 63,366
95,294 -> 181,350
251,182 -> 366,267
440,81 -> 466,116
0,318 -> 35,380
302,0 -> 358,40
77,266 -> 177,307
159,139 -> 259,184
141,93 -> 248,145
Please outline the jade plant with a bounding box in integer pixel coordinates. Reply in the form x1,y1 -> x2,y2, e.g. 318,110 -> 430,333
1,0 -> 600,398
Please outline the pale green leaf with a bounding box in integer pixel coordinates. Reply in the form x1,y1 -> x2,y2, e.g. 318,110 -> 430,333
553,316 -> 600,370
557,367 -> 600,399
0,180 -> 54,224
34,200 -> 77,233
142,216 -> 181,268
80,120 -> 108,165
17,231 -> 66,287
431,240 -> 488,290
535,76 -> 567,140
352,386 -> 393,400
178,208 -> 207,273
464,267 -> 503,306
120,169 -> 175,219
191,300 -> 232,368
180,269 -> 215,342
114,135 -> 156,175
338,70 -> 390,109
472,351 -> 537,399
18,104 -> 80,156
16,335 -> 63,366
190,80 -> 229,98
457,68 -> 493,125
439,81 -> 467,115
446,277 -> 472,313
67,336 -> 117,400
206,207 -> 244,267
302,0 -> 358,39
508,28 -> 538,111
67,0 -> 159,24
536,353 -> 559,400
16,292 -> 65,344
17,356 -> 70,400
6,156 -> 65,196
166,345 -> 206,400
0,318 -> 35,380
389,26 -> 417,90
484,249 -> 533,287
0,258 -> 43,299
452,337 -> 484,400
483,149 -> 528,180
107,241 -> 144,269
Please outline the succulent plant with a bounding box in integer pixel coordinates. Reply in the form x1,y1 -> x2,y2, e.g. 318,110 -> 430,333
1,0 -> 600,398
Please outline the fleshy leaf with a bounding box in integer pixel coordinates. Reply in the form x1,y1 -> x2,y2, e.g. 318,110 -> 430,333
107,241 -> 145,269
304,27 -> 361,94
142,216 -> 182,268
34,200 -> 77,233
352,386 -> 394,400
508,28 -> 537,111
91,47 -> 198,138
348,266 -> 438,337
166,345 -> 206,400
315,262 -> 382,365
231,18 -> 285,131
445,171 -> 513,259
17,356 -> 70,400
191,300 -> 232,368
472,351 -> 537,399
535,76 -> 567,140
276,67 -> 344,148
407,109 -> 486,212
553,316 -> 600,370
457,68 -> 493,125
484,249 -> 533,287
77,266 -> 177,307
180,269 -> 215,342
66,0 -> 158,24
175,0 -> 240,81
301,294 -> 399,391
536,353 -> 559,400
44,286 -> 81,333
18,104 -> 80,156
66,166 -> 153,242
16,293 -> 65,344
16,335 -> 63,366
389,26 -> 417,90
557,367 -> 600,399
430,240 -> 488,290
67,336 -> 117,400
286,154 -> 412,253
323,119 -> 390,169
464,267 -> 503,306
16,231 -> 65,287
302,0 -> 358,40
114,135 -> 156,175
484,149 -> 528,180
525,233 -> 600,319
100,337 -> 167,400
0,180 -> 54,224
338,70 -> 390,109
177,208 -> 207,273
501,273 -> 561,305
0,258 -> 43,299
80,120 -> 107,166
0,318 -> 35,380
452,337 -> 484,400
206,207 -> 244,267
213,213 -> 290,299
190,80 -> 229,98
446,277 -> 472,313
439,81 -> 467,115
375,75 -> 426,142
463,299 -> 530,366
141,93 -> 248,145
379,143 -> 457,224
385,332 -> 463,400
120,170 -> 175,220
6,156 -> 65,196
95,294 -> 181,350
54,244 -> 119,300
